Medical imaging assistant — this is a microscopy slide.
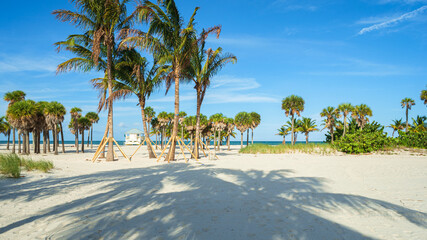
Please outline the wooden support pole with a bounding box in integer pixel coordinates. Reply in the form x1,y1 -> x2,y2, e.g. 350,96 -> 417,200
157,136 -> 173,162
130,138 -> 146,159
113,138 -> 130,162
146,138 -> 158,158
92,137 -> 108,162
177,137 -> 199,161
176,139 -> 188,163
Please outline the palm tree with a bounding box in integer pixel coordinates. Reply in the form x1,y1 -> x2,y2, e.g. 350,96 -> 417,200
0,117 -> 11,150
421,88 -> 427,105
299,117 -> 318,144
85,112 -> 99,149
158,111 -> 172,149
235,112 -> 251,149
411,115 -> 427,132
281,95 -> 305,145
54,0 -> 133,162
249,112 -> 261,145
44,102 -> 66,155
338,103 -> 353,138
389,119 -> 404,137
224,118 -> 235,151
121,0 -> 199,161
112,49 -> 163,158
210,113 -> 225,150
70,107 -> 82,153
401,98 -> 415,132
321,106 -> 340,144
179,111 -> 187,140
352,104 -> 372,131
277,126 -> 290,145
144,107 -> 156,140
188,28 -> 237,157
78,117 -> 92,153
4,90 -> 26,153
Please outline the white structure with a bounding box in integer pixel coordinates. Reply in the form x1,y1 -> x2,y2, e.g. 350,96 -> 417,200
124,129 -> 144,145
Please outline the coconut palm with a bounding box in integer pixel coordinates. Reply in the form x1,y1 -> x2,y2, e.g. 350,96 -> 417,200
338,103 -> 353,138
281,95 -> 305,145
299,117 -> 318,144
85,112 -> 99,149
4,90 -> 26,153
158,111 -> 172,149
54,0 -> 133,162
77,117 -> 92,153
411,115 -> 427,133
321,106 -> 340,144
389,119 -> 404,137
352,104 -> 372,131
401,98 -> 415,132
70,107 -> 82,153
44,102 -> 66,155
277,126 -> 290,145
121,0 -> 200,161
249,112 -> 261,145
235,112 -> 251,149
112,49 -> 163,158
187,28 -> 237,157
421,88 -> 427,105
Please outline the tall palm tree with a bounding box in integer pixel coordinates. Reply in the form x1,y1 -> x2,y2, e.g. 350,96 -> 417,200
401,98 -> 415,132
70,107 -> 82,153
421,88 -> 427,105
44,102 -> 66,155
249,112 -> 261,145
352,104 -> 372,131
299,117 -> 318,144
54,0 -> 133,162
321,106 -> 340,144
85,112 -> 99,149
121,0 -> 199,161
78,117 -> 92,153
389,119 -> 404,137
235,112 -> 251,149
188,28 -> 237,157
281,95 -> 305,145
277,126 -> 290,145
338,103 -> 353,138
4,90 -> 26,153
111,50 -> 163,158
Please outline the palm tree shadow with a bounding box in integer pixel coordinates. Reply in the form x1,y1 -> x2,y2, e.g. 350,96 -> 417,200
0,163 -> 426,239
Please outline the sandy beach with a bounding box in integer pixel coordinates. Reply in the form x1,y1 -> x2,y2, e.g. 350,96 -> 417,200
0,144 -> 426,240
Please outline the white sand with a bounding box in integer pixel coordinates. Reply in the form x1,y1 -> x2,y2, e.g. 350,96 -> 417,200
0,144 -> 426,240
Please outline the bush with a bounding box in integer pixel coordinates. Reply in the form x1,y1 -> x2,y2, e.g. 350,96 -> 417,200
334,131 -> 395,154
397,131 -> 427,149
21,159 -> 54,173
240,143 -> 335,155
0,154 -> 21,178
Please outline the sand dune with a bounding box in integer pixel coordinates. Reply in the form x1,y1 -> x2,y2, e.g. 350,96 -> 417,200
0,144 -> 426,239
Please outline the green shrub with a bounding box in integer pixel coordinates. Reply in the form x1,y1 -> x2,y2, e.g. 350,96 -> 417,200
0,154 -> 21,178
334,131 -> 395,154
397,131 -> 427,149
21,159 -> 54,173
240,143 -> 335,154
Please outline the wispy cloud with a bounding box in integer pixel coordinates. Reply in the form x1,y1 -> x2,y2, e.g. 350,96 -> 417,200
272,0 -> 318,11
0,53 -> 61,73
358,5 -> 427,35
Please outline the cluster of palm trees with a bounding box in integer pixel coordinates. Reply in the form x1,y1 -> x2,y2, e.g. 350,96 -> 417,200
54,0 -> 237,161
68,108 -> 100,153
389,95 -> 427,136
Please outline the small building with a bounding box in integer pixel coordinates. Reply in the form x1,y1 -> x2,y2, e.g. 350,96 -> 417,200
124,129 -> 144,145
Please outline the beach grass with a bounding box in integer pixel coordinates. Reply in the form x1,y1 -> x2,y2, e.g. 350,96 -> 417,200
0,154 -> 54,178
239,143 -> 336,155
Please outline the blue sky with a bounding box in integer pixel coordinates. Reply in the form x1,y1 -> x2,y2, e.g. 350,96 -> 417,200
0,0 -> 426,141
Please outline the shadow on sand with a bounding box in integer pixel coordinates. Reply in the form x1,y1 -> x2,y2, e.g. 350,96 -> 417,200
0,163 -> 426,239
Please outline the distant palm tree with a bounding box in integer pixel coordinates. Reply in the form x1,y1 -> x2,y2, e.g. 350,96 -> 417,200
389,119 -> 404,137
210,113 -> 225,150
44,102 -> 66,155
121,0 -> 199,161
144,107 -> 156,136
282,95 -> 305,145
0,117 -> 10,150
352,104 -> 372,131
299,117 -> 318,144
7,100 -> 37,155
421,88 -> 427,105
411,115 -> 427,132
78,117 -> 92,153
4,90 -> 26,153
338,103 -> 353,137
277,126 -> 291,145
249,112 -> 261,145
235,112 -> 251,148
321,106 -> 340,144
158,112 -> 172,149
85,112 -> 99,149
70,107 -> 82,153
401,98 -> 415,132
224,118 -> 235,151
179,111 -> 187,140
54,0 -> 132,161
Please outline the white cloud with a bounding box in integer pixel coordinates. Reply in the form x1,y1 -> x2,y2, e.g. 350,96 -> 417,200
358,5 -> 427,35
0,54 -> 60,73
118,122 -> 127,128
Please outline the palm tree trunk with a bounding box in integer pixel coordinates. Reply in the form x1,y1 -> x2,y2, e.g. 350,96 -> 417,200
193,94 -> 202,159
47,132 -> 50,152
7,130 -> 10,150
87,129 -> 90,147
343,114 -> 347,137
282,136 -> 286,145
405,107 -> 409,132
91,125 -> 93,149
291,115 -> 295,145
18,132 -> 21,154
331,127 -> 334,144
81,129 -> 84,153
161,128 -> 164,149
166,68 -> 180,162
155,133 -> 158,150
218,130 -> 221,151
12,128 -> 16,154
240,132 -> 243,149
22,132 -> 26,154
306,133 -> 309,144
246,129 -> 249,146
106,42 -> 114,162
213,128 -> 216,151
26,132 -> 30,155
74,118 -> 79,153
227,135 -> 231,151
33,131 -> 36,154
140,101 -> 155,158
54,124 -> 58,155
60,122 -> 65,153
392,130 -> 395,138
43,130 -> 47,154
251,128 -> 254,145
